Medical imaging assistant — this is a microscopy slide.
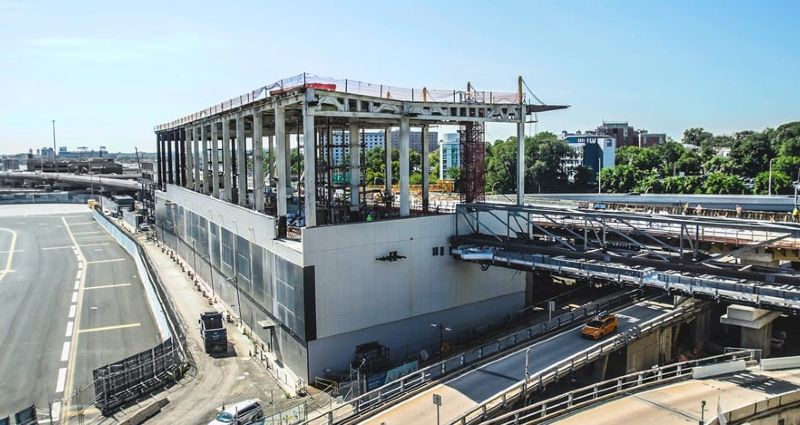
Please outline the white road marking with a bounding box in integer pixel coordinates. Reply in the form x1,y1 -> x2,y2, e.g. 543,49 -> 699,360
51,401 -> 62,422
75,270 -> 81,279
78,323 -> 141,334
71,291 -> 78,303
39,242 -> 111,248
74,280 -> 80,290
0,249 -> 23,254
55,368 -> 67,393
60,342 -> 71,362
70,231 -> 102,235
68,304 -> 76,318
86,258 -> 125,264
65,321 -> 74,337
0,227 -> 18,282
84,283 -> 131,290
61,216 -> 89,418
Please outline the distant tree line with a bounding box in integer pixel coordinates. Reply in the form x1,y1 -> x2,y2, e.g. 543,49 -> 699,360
600,121 -> 800,195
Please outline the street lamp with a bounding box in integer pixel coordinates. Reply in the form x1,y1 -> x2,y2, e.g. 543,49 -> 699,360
431,323 -> 452,361
597,157 -> 602,194
524,346 -> 532,380
768,158 -> 775,195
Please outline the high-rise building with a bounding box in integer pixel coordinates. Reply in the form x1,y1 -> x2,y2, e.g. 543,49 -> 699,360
439,133 -> 460,180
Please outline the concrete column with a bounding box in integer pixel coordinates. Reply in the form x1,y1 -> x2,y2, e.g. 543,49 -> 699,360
384,127 -> 392,196
179,128 -> 187,187
275,107 -> 288,236
211,122 -> 221,199
421,125 -> 430,212
349,121 -> 360,210
186,127 -> 195,190
193,126 -> 201,191
268,134 -> 275,180
156,133 -> 163,190
253,111 -> 265,211
399,117 -> 410,216
201,125 -> 210,195
236,114 -> 247,207
285,131 -> 291,193
166,131 -> 174,185
222,118 -> 233,202
303,102 -> 316,227
516,110 -> 525,205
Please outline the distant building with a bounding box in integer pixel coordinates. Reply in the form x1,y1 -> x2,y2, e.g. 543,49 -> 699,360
40,147 -> 55,158
560,132 -> 616,182
639,132 -> 666,147
322,130 -> 438,164
1,157 -> 21,171
56,146 -> 112,159
595,122 -> 666,148
439,133 -> 460,180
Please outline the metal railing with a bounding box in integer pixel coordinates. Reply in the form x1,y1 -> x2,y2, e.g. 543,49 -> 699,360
155,73 -> 523,131
301,290 -> 644,425
480,349 -> 760,425
452,301 -> 700,424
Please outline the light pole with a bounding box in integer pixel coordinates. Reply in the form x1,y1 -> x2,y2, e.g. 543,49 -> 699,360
524,347 -> 532,380
597,157 -> 602,194
768,158 -> 775,195
431,323 -> 452,361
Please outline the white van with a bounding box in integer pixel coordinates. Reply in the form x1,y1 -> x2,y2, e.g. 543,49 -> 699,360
207,399 -> 264,425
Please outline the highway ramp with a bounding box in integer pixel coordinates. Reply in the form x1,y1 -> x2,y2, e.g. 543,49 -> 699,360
363,299 -> 677,424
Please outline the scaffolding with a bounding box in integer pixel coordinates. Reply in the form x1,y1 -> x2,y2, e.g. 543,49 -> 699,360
459,122 -> 486,203
314,121 -> 368,225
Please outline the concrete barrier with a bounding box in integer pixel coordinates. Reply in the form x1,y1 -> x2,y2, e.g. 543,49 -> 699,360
119,398 -> 169,425
761,355 -> 800,371
692,359 -> 746,379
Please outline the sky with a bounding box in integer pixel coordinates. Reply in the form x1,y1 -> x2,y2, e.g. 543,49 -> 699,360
1,0 -> 799,154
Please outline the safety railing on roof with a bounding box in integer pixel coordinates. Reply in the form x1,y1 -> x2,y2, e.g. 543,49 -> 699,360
155,73 -> 523,131
301,290 -> 644,425
479,348 -> 760,425
451,301 -> 700,424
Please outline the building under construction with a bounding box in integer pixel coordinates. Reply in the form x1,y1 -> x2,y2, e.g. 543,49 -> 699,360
153,73 -> 566,386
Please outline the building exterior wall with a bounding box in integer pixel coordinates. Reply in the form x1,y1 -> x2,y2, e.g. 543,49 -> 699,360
156,186 -> 525,382
155,186 -> 310,380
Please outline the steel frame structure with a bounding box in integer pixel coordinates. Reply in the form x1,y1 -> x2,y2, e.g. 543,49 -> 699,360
452,202 -> 800,312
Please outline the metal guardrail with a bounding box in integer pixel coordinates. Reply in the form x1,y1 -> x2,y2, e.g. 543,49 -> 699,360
452,301 -> 700,424
480,349 -> 760,425
302,290 -> 644,425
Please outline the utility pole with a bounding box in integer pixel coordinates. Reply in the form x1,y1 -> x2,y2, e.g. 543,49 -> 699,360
52,120 -> 57,158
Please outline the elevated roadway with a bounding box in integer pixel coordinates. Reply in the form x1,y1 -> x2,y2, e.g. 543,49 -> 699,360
0,170 -> 141,191
358,298 -> 680,425
0,205 -> 159,421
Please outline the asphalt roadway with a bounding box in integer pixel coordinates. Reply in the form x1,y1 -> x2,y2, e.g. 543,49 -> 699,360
0,204 -> 160,423
363,299 -> 677,425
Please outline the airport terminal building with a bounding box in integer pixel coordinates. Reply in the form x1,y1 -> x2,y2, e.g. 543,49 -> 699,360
153,74 -> 565,386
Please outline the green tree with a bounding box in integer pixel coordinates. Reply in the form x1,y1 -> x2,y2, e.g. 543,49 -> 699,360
675,150 -> 702,175
703,156 -> 739,175
655,142 -> 686,176
682,128 -> 713,146
754,171 -> 793,194
704,173 -> 748,194
616,146 -> 661,171
730,132 -> 774,177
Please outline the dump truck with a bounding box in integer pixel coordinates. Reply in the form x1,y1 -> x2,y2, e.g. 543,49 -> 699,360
200,311 -> 228,354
